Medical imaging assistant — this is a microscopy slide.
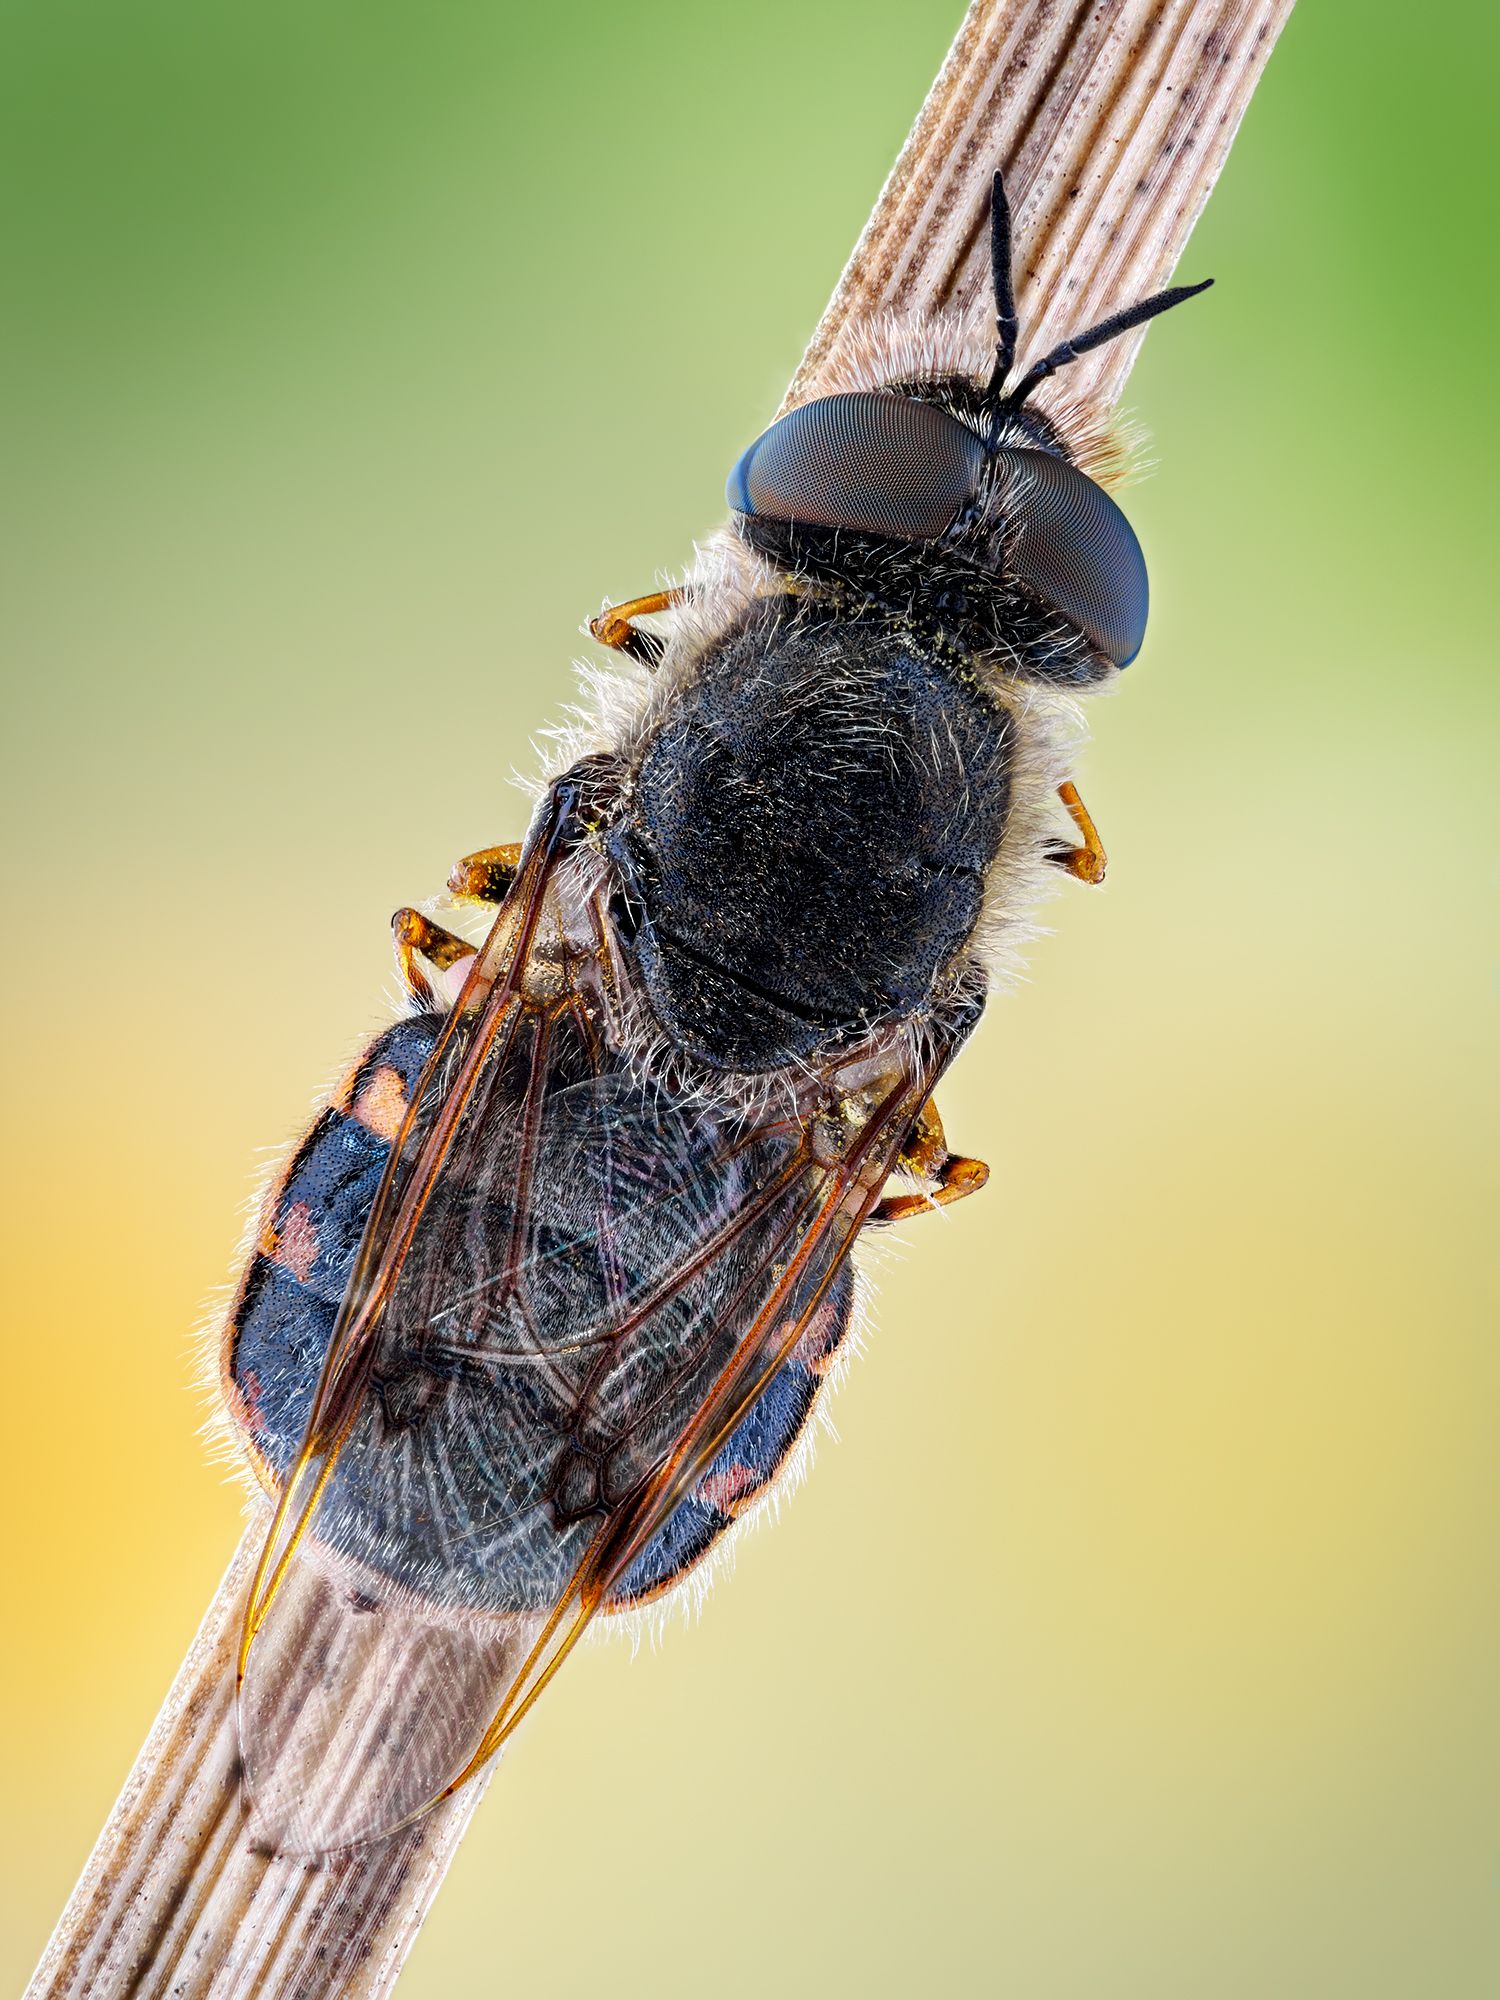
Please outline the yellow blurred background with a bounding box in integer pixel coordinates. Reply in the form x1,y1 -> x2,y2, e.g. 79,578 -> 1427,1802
3,2 -> 1496,1993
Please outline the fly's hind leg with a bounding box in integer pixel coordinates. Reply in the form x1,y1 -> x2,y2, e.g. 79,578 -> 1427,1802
392,908 -> 477,1009
447,840 -> 524,905
1045,780 -> 1107,885
396,838 -> 525,1007
589,587 -> 686,668
873,1097 -> 989,1224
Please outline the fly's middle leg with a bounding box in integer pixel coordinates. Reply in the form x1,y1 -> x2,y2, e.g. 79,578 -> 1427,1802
448,841 -> 524,905
873,1097 -> 989,1224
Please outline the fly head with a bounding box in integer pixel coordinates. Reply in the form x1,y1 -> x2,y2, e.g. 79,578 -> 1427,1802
725,170 -> 1212,684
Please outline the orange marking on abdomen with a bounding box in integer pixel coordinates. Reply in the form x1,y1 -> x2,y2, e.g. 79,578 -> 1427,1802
269,1200 -> 320,1284
790,1289 -> 848,1374
698,1460 -> 761,1516
351,1064 -> 409,1143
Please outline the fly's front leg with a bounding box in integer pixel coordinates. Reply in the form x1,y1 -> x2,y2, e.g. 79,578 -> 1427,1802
1045,780 -> 1107,885
873,1097 -> 989,1224
391,908 -> 477,1009
589,587 -> 686,668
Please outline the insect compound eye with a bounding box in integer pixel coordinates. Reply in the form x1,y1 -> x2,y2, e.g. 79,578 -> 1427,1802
995,449 -> 1149,668
726,391 -> 988,541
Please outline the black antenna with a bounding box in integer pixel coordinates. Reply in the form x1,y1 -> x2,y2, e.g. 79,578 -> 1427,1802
985,170 -> 1020,400
1005,278 -> 1214,409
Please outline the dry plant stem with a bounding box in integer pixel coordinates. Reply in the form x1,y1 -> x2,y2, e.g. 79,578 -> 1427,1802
27,1 -> 1292,1994
788,0 -> 1295,410
27,1528 -> 492,2000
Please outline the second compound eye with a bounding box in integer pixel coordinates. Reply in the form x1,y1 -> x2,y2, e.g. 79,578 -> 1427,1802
727,391 -> 987,541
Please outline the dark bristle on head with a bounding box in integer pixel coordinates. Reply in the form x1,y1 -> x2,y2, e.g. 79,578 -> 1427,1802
1006,278 -> 1214,408
987,170 -> 1020,397
983,163 -> 1211,409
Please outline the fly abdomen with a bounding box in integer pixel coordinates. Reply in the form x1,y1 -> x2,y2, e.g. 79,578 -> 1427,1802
225,1014 -> 444,1482
611,594 -> 1013,1074
223,1006 -> 858,1617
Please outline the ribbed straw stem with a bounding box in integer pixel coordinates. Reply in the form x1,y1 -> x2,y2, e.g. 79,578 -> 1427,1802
26,2 -> 1293,1993
788,0 -> 1293,411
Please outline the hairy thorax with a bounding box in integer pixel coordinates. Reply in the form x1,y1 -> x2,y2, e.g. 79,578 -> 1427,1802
608,592 -> 1014,1074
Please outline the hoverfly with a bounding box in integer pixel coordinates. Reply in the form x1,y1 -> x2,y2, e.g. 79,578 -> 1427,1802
221,171 -> 1210,1853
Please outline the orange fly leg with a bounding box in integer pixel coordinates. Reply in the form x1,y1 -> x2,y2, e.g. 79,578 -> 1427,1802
589,587 -> 686,667
391,907 -> 477,1009
873,1096 -> 990,1223
447,840 -> 524,905
1045,779 -> 1108,885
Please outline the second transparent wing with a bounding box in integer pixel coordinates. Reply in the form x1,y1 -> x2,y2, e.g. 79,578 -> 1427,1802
238,802 -> 953,1851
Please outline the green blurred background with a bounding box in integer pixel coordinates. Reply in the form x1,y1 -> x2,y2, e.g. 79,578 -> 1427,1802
2,2 -> 1496,1993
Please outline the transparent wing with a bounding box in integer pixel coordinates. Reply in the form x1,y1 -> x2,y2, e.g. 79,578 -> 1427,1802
239,788 -> 955,1853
